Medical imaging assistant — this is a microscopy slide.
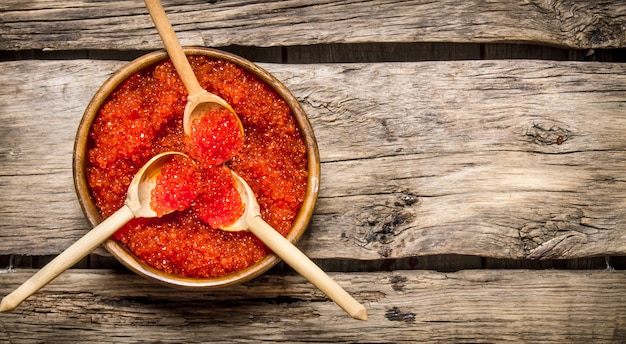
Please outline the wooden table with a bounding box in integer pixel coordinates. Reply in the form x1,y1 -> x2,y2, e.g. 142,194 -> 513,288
2,0 -> 626,342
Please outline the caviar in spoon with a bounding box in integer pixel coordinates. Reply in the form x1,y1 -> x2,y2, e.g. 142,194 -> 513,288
185,107 -> 245,167
0,152 -> 189,312
143,0 -> 244,139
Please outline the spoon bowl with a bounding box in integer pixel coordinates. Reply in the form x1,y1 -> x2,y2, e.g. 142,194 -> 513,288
183,90 -> 243,136
0,151 -> 185,313
127,152 -> 187,218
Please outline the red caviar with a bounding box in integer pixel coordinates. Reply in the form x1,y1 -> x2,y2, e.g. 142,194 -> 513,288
152,156 -> 244,229
186,108 -> 244,167
87,56 -> 308,278
150,155 -> 199,217
192,166 -> 244,228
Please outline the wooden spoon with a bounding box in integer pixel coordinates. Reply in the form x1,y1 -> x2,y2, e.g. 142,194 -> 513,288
0,152 -> 186,312
222,171 -> 368,321
143,0 -> 243,136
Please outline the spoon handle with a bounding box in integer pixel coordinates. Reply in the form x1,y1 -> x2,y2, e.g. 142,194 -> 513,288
247,216 -> 368,321
0,206 -> 135,313
144,0 -> 205,96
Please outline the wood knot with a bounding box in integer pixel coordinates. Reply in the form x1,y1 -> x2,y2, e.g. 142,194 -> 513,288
395,193 -> 420,207
525,122 -> 570,146
519,209 -> 591,259
350,192 -> 418,256
363,211 -> 413,245
385,307 -> 416,322
389,275 -> 408,291
589,28 -> 609,45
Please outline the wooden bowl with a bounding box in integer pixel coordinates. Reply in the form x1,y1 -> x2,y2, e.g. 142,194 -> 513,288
73,47 -> 320,289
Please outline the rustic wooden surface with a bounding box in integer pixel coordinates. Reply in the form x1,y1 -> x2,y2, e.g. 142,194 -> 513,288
2,0 -> 626,342
1,269 -> 626,343
1,0 -> 626,50
1,59 -> 626,260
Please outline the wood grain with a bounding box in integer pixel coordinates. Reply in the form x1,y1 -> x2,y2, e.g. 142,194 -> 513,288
1,269 -> 625,342
1,59 -> 625,260
1,0 -> 625,50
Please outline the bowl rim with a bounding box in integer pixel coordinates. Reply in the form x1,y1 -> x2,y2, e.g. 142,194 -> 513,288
73,47 -> 320,289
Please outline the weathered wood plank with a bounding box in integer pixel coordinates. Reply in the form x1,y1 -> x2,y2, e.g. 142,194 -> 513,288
1,59 -> 626,260
1,269 -> 625,343
1,0 -> 625,50
272,60 -> 626,260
